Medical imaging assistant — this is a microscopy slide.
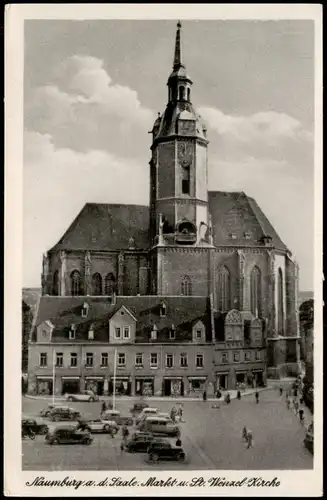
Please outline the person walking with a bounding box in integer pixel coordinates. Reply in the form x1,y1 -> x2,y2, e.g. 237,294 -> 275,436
121,425 -> 129,449
242,426 -> 248,442
203,390 -> 207,401
255,391 -> 259,404
176,437 -> 182,447
293,399 -> 299,415
286,396 -> 291,409
237,389 -> 241,400
299,408 -> 304,424
170,407 -> 177,423
279,386 -> 283,396
101,401 -> 107,415
177,404 -> 184,423
246,430 -> 253,449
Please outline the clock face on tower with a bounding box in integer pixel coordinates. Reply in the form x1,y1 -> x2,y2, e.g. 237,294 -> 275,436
178,141 -> 193,167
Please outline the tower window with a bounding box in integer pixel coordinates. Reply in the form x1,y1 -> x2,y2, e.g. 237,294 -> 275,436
218,266 -> 231,312
71,270 -> 82,296
179,86 -> 185,100
187,87 -> 190,101
181,275 -> 192,296
181,166 -> 190,194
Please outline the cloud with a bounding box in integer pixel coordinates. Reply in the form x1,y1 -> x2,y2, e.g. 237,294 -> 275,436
199,107 -> 312,145
25,55 -> 155,158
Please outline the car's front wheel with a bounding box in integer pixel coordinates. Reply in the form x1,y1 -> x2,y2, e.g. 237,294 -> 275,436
89,397 -> 94,403
40,426 -> 48,435
84,438 -> 92,445
52,438 -> 59,445
150,453 -> 159,462
177,453 -> 185,462
68,396 -> 74,402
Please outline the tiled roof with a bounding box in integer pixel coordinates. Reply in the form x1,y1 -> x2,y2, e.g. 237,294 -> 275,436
208,191 -> 288,251
32,295 -> 212,342
50,203 -> 150,252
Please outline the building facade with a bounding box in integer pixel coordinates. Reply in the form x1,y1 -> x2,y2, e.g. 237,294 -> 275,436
28,22 -> 301,395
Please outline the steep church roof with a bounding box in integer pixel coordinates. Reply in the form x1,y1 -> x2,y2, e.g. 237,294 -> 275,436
208,191 -> 288,251
50,203 -> 150,252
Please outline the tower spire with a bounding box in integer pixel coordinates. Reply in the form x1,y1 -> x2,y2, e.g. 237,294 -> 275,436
173,21 -> 184,70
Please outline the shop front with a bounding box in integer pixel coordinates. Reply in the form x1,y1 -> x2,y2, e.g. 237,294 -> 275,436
61,376 -> 80,395
109,376 -> 131,396
235,371 -> 247,386
163,377 -> 184,396
252,369 -> 265,387
216,372 -> 229,390
187,376 -> 207,394
85,376 -> 104,395
135,377 -> 154,396
36,376 -> 53,395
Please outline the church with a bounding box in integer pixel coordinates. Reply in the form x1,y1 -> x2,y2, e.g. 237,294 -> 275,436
28,22 -> 301,397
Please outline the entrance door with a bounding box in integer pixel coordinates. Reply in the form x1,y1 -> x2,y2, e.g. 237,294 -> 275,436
219,375 -> 228,390
37,379 -> 53,395
164,379 -> 171,396
236,373 -> 245,385
62,380 -> 80,395
97,381 -> 104,396
254,371 -> 264,387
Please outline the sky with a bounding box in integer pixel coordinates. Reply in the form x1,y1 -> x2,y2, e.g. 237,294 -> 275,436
23,19 -> 314,290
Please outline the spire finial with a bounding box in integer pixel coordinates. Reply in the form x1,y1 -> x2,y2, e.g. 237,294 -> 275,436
173,20 -> 183,70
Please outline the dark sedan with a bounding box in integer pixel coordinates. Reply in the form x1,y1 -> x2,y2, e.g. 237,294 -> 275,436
147,441 -> 186,462
45,427 -> 93,445
22,417 -> 48,435
124,432 -> 166,453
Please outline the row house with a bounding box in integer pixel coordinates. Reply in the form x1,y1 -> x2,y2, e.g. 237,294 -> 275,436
28,296 -> 267,397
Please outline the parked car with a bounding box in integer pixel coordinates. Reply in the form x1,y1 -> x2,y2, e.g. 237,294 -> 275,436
135,407 -> 158,425
22,417 -> 48,435
82,418 -> 119,434
147,441 -> 185,462
138,416 -> 180,437
124,432 -> 167,453
40,404 -> 64,418
49,407 -> 81,422
130,402 -> 149,415
45,426 -> 93,445
304,422 -> 314,453
65,391 -> 99,403
101,409 -> 133,426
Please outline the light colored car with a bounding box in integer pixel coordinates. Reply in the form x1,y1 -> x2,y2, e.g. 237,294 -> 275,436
139,416 -> 180,437
65,391 -> 99,403
135,407 -> 158,425
40,404 -> 70,418
157,413 -> 172,421
102,409 -> 133,426
84,418 -> 119,434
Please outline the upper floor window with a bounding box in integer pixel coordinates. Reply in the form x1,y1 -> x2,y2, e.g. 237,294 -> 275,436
85,353 -> 93,367
71,270 -> 82,296
69,325 -> 76,340
245,351 -> 251,362
104,273 -> 116,296
166,354 -> 173,368
233,352 -> 240,363
181,275 -> 192,296
218,265 -> 231,312
255,351 -> 261,361
196,354 -> 204,368
101,353 -> 108,367
118,353 -> 126,366
135,353 -> 143,366
221,352 -> 228,364
151,324 -> 158,341
179,86 -> 185,100
92,273 -> 102,296
81,303 -> 89,318
181,166 -> 190,194
150,353 -> 158,367
115,327 -> 121,339
123,326 -> 130,339
40,353 -> 47,367
169,326 -> 176,340
196,329 -> 203,340
70,352 -> 77,367
56,352 -> 63,367
250,266 -> 261,317
180,353 -> 188,367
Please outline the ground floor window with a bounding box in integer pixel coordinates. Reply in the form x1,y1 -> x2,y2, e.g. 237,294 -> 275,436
37,379 -> 53,395
188,378 -> 206,392
163,379 -> 184,397
109,379 -> 131,396
85,379 -> 104,395
216,374 -> 228,390
135,378 -> 154,396
62,379 -> 80,395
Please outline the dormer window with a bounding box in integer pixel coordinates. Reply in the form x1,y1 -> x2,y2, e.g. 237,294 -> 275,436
160,303 -> 167,317
244,232 -> 251,239
69,324 -> 76,340
169,325 -> 176,340
81,303 -> 89,318
88,325 -> 94,340
229,233 -> 237,240
196,329 -> 202,340
151,324 -> 158,341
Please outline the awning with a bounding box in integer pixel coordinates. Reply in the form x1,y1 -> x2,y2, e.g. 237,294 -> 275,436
252,369 -> 263,373
61,376 -> 80,380
135,376 -> 154,380
163,376 -> 183,380
215,371 -> 229,375
188,376 -> 207,381
36,376 -> 53,380
111,376 -> 130,380
85,376 -> 104,380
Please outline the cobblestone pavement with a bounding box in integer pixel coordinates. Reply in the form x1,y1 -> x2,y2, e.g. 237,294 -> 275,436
22,389 -> 313,471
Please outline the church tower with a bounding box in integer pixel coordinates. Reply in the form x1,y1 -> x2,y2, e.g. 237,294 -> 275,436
149,22 -> 209,247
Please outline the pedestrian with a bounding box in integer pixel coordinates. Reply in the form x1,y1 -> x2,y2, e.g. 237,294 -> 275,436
293,399 -> 299,415
299,396 -> 304,405
242,426 -> 248,442
170,407 -> 177,423
237,390 -> 241,400
176,437 -> 182,447
294,388 -> 298,398
203,390 -> 207,401
279,386 -> 283,396
246,429 -> 253,448
255,391 -> 259,404
177,404 -> 184,423
225,392 -> 231,404
216,389 -> 222,399
286,397 -> 290,409
109,425 -> 115,439
299,408 -> 304,424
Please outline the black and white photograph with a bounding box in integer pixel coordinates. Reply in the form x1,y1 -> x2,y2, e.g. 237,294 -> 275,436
5,4 -> 322,497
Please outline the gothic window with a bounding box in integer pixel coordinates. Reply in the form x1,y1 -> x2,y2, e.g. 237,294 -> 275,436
278,268 -> 284,335
179,86 -> 185,100
250,266 -> 261,316
104,273 -> 116,295
71,270 -> 82,296
52,270 -> 59,296
181,166 -> 190,194
181,275 -> 192,296
92,273 -> 102,296
218,266 -> 231,312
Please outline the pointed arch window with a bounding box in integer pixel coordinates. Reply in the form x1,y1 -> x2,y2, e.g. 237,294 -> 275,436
52,270 -> 59,296
104,273 -> 116,296
92,273 -> 102,296
181,275 -> 192,296
277,268 -> 284,335
218,266 -> 231,312
179,86 -> 185,101
71,270 -> 82,296
250,266 -> 261,317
